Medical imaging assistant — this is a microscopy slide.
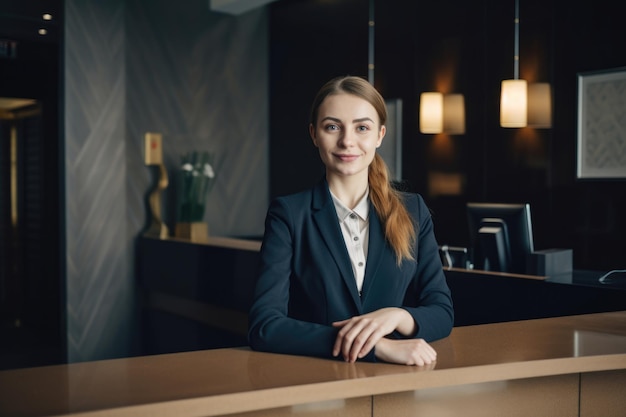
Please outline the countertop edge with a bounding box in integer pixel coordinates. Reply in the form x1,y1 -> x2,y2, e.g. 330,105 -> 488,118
59,353 -> 626,417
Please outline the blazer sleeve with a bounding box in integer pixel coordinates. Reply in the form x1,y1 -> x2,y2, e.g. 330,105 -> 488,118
400,193 -> 454,342
247,197 -> 340,359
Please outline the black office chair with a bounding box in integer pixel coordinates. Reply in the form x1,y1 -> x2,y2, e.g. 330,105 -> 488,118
439,245 -> 472,269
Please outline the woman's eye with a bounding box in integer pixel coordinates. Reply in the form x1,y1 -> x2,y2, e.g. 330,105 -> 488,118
357,125 -> 370,132
325,124 -> 339,131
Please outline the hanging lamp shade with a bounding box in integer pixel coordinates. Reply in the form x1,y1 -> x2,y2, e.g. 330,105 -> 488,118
527,82 -> 552,128
443,94 -> 466,134
419,92 -> 443,134
500,79 -> 527,127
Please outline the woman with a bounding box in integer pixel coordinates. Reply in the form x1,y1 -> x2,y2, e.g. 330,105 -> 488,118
248,75 -> 453,365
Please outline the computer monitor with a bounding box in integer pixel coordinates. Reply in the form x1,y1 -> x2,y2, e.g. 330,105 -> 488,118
466,202 -> 535,274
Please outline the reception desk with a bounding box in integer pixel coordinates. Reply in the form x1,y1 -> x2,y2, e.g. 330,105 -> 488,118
137,237 -> 626,355
445,266 -> 626,325
1,311 -> 626,416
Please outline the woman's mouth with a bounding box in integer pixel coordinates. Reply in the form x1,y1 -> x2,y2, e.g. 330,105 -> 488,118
335,154 -> 359,162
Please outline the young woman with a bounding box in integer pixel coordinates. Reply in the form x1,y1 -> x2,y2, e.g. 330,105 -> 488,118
248,76 -> 453,365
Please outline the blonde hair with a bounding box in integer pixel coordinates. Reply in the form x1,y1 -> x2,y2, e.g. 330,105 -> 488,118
310,76 -> 416,264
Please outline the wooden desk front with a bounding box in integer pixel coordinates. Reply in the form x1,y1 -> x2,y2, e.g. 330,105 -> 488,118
1,311 -> 626,417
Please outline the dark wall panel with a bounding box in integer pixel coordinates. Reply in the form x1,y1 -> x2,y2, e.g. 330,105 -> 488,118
269,0 -> 369,198
269,0 -> 626,271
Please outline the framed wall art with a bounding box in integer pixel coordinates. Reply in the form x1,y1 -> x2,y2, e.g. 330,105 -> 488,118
379,98 -> 403,181
577,67 -> 626,179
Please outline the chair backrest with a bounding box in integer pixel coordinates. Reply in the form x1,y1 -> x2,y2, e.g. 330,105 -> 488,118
439,245 -> 471,269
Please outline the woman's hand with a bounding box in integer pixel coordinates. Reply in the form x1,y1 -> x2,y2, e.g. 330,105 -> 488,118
374,337 -> 437,366
332,307 -> 417,363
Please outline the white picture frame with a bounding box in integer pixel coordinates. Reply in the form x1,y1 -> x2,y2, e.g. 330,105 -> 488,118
379,98 -> 403,181
576,67 -> 626,179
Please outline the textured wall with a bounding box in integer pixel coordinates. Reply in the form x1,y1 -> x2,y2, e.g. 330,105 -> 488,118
64,0 -> 268,363
125,0 -> 269,238
65,0 -> 129,363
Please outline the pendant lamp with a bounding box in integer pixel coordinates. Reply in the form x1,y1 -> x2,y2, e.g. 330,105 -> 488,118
419,92 -> 465,134
500,0 -> 527,127
500,0 -> 552,128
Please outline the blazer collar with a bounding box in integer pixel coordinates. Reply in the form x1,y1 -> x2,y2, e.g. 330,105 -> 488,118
311,178 -> 389,308
311,178 -> 362,308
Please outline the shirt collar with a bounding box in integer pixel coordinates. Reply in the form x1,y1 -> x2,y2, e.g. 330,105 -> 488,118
330,187 -> 370,222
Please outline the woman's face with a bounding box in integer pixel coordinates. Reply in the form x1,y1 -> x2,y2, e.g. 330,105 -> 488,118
310,93 -> 385,180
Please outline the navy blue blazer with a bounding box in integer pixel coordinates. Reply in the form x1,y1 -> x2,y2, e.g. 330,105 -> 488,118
248,178 -> 454,362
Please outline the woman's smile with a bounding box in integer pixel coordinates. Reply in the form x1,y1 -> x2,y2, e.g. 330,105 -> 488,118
310,93 -> 385,181
334,153 -> 360,162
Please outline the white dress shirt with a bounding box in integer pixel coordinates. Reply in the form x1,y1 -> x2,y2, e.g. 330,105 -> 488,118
330,189 -> 370,295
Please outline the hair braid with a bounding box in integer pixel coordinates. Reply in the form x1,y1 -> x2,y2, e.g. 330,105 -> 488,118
369,154 -> 416,265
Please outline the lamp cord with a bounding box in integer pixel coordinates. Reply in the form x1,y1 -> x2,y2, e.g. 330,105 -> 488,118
513,0 -> 520,80
368,0 -> 375,84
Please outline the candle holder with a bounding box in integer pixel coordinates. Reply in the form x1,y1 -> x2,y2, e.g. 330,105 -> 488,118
144,132 -> 169,239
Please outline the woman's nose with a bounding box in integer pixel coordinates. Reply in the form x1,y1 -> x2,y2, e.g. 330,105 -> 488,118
338,130 -> 355,147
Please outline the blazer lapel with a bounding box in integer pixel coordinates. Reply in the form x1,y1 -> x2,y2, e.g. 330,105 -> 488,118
311,180 -> 362,308
361,203 -> 385,303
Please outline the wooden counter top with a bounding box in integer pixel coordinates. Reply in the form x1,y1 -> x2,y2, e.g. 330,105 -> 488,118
2,311 -> 626,417
164,235 -> 262,251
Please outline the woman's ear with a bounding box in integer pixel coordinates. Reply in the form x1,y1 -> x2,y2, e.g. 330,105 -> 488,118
376,125 -> 386,148
309,124 -> 318,147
